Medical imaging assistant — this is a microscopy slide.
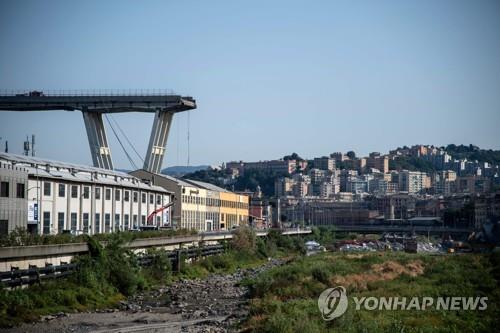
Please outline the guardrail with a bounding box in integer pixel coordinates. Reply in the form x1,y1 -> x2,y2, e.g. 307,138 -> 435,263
0,228 -> 312,263
0,89 -> 178,97
1,245 -> 224,288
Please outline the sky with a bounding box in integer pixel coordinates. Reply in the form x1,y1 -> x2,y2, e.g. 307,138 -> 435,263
0,0 -> 499,170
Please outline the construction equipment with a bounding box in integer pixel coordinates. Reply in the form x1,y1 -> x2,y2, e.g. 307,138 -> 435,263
147,201 -> 175,226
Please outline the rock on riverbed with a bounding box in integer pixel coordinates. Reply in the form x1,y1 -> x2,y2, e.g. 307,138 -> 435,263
1,258 -> 283,333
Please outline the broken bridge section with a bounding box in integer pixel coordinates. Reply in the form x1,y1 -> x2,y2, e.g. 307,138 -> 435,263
0,90 -> 197,173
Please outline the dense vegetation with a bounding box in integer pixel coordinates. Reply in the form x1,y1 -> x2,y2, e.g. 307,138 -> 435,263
182,168 -> 227,188
184,168 -> 287,197
241,251 -> 500,332
0,227 -> 197,247
445,144 -> 500,165
0,227 -> 305,327
389,156 -> 437,173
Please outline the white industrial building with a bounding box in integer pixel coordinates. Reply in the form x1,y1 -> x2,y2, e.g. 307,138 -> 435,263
0,153 -> 172,235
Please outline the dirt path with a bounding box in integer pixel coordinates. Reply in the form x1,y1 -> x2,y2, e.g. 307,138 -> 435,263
1,259 -> 282,333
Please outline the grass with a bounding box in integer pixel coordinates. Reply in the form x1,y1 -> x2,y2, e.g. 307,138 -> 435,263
241,251 -> 500,333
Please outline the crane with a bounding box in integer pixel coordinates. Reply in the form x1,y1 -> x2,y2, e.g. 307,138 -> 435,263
147,201 -> 175,227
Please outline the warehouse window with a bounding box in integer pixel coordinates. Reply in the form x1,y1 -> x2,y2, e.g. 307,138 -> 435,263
0,220 -> 8,236
95,213 -> 100,233
115,214 -> 120,231
83,213 -> 89,233
43,182 -> 51,196
0,182 -> 9,197
105,213 -> 111,232
58,184 -> 65,197
57,212 -> 65,233
71,186 -> 78,198
71,213 -> 77,231
16,183 -> 25,198
43,212 -> 51,235
83,186 -> 90,199
124,214 -> 130,230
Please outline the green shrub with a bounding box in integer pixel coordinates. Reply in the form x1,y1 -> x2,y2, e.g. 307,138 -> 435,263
311,266 -> 330,284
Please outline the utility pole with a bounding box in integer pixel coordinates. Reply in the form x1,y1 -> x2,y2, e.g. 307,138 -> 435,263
31,135 -> 35,157
24,136 -> 30,156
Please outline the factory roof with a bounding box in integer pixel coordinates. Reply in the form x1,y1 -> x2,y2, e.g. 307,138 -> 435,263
0,153 -> 170,193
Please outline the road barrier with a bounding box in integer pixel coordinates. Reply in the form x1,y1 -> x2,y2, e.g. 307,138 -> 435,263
1,245 -> 225,288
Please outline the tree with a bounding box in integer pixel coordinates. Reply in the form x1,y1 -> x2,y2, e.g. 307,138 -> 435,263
346,151 -> 356,159
283,152 -> 303,161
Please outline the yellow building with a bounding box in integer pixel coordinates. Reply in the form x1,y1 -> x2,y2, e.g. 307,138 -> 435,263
130,170 -> 249,232
219,191 -> 249,229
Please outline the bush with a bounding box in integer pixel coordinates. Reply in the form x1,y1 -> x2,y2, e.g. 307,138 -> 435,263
311,266 -> 330,284
231,226 -> 256,253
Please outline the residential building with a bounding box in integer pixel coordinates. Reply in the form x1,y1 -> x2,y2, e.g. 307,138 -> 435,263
398,170 -> 427,194
366,155 -> 389,174
313,157 -> 335,171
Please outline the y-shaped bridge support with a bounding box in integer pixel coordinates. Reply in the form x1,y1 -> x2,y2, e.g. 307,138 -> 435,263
143,110 -> 174,174
82,109 -> 114,170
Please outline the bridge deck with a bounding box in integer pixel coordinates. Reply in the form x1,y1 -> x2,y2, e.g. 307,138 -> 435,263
0,93 -> 196,112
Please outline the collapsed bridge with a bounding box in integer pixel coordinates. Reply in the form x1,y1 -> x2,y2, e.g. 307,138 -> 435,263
0,90 -> 197,173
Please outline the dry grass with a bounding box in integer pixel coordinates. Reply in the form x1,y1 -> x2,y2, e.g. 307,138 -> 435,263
332,260 -> 424,291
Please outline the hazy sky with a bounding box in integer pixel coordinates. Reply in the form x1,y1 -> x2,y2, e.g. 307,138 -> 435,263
1,0 -> 499,169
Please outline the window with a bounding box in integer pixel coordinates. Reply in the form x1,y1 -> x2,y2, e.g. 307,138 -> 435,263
16,183 -> 25,198
0,182 -> 9,197
133,191 -> 138,203
133,215 -> 138,228
95,213 -> 101,233
43,212 -> 51,234
124,190 -> 130,202
105,188 -> 111,200
141,193 -> 146,204
124,214 -> 130,230
71,185 -> 78,198
95,187 -> 101,200
70,213 -> 77,231
149,194 -> 154,204
57,212 -> 65,233
105,213 -> 111,232
156,195 -> 162,205
83,186 -> 90,199
43,182 -> 51,196
115,214 -> 120,231
83,213 -> 89,233
0,220 -> 8,235
115,189 -> 120,201
58,184 -> 65,197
